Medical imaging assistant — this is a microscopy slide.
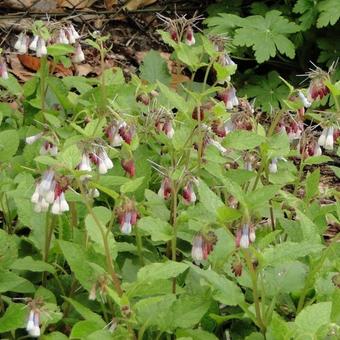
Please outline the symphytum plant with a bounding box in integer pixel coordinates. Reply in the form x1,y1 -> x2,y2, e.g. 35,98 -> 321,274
0,12 -> 339,340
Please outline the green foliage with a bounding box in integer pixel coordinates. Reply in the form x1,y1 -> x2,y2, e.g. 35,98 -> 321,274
0,11 -> 339,340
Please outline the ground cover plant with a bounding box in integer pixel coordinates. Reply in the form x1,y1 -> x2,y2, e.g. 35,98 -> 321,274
0,4 -> 339,340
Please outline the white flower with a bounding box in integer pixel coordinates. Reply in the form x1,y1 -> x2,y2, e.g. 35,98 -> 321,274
36,38 -> 47,57
72,44 -> 85,63
26,132 -> 43,145
57,29 -> 69,44
14,33 -> 28,54
79,153 -> 92,172
0,62 -> 8,80
51,196 -> 61,215
26,310 -> 35,332
318,129 -> 327,147
191,235 -> 204,261
29,35 -> 39,51
121,212 -> 132,234
298,91 -> 312,108
239,234 -> 249,249
269,158 -> 278,173
325,127 -> 334,150
59,192 -> 69,212
69,24 -> 80,40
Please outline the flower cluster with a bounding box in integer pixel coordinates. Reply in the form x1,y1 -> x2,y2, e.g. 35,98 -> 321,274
78,146 -> 114,175
31,170 -> 69,214
26,132 -> 59,156
14,23 -> 84,62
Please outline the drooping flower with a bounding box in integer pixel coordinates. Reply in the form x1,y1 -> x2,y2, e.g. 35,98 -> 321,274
185,26 -> 195,46
68,24 -> 80,40
78,152 -> 92,172
29,35 -> 39,51
40,141 -> 58,156
217,86 -> 239,110
56,29 -> 69,44
269,158 -> 278,173
318,127 -> 334,150
72,43 -> 85,63
36,38 -> 47,57
211,119 -> 234,137
235,224 -> 256,249
182,181 -> 197,205
158,177 -> 172,199
121,159 -> 135,177
191,233 -> 215,262
14,32 -> 28,54
26,132 -> 43,145
105,122 -> 125,147
119,124 -> 134,145
31,171 -> 69,214
26,309 -> 40,338
0,60 -> 9,80
298,91 -> 312,108
117,201 -> 138,234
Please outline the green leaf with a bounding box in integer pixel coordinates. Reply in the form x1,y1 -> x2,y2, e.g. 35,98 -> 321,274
295,302 -> 332,334
140,50 -> 171,85
191,266 -> 243,305
317,0 -> 340,27
0,130 -> 19,162
137,216 -> 173,242
43,112 -> 61,128
172,292 -> 211,328
213,63 -> 237,83
10,256 -> 55,273
47,76 -> 73,110
0,229 -> 18,270
0,303 -> 27,332
238,71 -> 289,111
305,169 -> 320,201
134,294 -> 176,331
233,11 -> 300,63
70,320 -> 102,339
59,240 -> 95,290
120,176 -> 144,194
197,180 -> 224,216
41,332 -> 69,340
246,185 -> 280,210
0,74 -> 22,96
62,297 -> 105,327
293,0 -> 319,30
329,166 -> 340,179
205,13 -> 245,34
157,82 -> 187,112
262,241 -> 324,266
216,206 -> 242,223
0,270 -> 35,293
223,130 -> 266,150
57,144 -> 81,169
176,328 -> 219,340
137,261 -> 189,282
47,43 -> 75,56
303,155 -> 332,165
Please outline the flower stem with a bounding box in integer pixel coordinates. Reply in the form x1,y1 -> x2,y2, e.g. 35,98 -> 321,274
43,213 -> 56,286
170,185 -> 178,294
243,250 -> 265,333
135,226 -> 145,266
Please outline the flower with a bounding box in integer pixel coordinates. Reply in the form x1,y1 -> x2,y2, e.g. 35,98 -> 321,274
31,171 -> 69,214
26,132 -> 43,145
182,180 -> 197,205
68,24 -> 80,40
117,201 -> 138,234
121,159 -> 135,177
158,177 -> 172,199
105,122 -> 125,147
29,35 -> 39,51
119,124 -> 134,144
211,119 -> 234,137
298,91 -> 311,108
56,29 -> 69,44
217,87 -> 239,110
0,60 -> 9,80
318,127 -> 334,150
72,43 -> 85,63
78,152 -> 92,172
185,26 -> 195,46
231,260 -> 243,277
236,224 -> 256,249
40,141 -> 58,156
269,158 -> 278,173
89,148 -> 114,175
26,309 -> 40,338
191,233 -> 214,262
14,32 -> 28,54
192,107 -> 205,121
36,38 -> 47,57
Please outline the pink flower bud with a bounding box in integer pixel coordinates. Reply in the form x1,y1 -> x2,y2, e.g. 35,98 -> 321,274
121,159 -> 135,177
185,26 -> 195,46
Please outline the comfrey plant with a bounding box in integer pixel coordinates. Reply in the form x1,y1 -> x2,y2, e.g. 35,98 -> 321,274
0,15 -> 339,340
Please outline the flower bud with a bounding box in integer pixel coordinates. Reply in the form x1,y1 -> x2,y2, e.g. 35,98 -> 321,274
121,159 -> 135,177
158,177 -> 172,199
0,61 -> 9,80
26,132 -> 43,145
185,26 -> 195,46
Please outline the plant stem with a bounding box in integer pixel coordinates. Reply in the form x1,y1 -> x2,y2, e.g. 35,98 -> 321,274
243,250 -> 265,333
170,185 -> 178,294
40,56 -> 48,111
293,160 -> 304,196
43,213 -> 56,286
77,179 -> 123,296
